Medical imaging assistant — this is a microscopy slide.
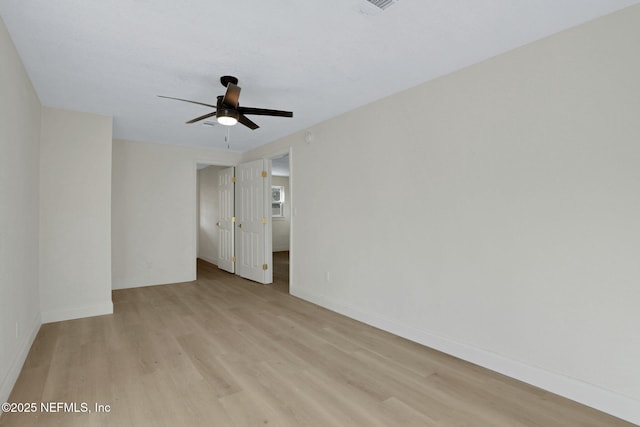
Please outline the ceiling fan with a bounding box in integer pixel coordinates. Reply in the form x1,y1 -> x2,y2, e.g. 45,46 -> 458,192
159,75 -> 293,130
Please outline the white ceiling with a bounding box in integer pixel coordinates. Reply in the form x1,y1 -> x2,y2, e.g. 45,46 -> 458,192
1,0 -> 637,152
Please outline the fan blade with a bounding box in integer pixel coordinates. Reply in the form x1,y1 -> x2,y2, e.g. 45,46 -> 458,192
238,114 -> 259,130
222,83 -> 241,108
186,111 -> 217,124
158,95 -> 217,109
238,106 -> 293,117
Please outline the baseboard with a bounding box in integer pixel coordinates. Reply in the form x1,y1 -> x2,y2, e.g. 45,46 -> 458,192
291,287 -> 640,426
41,301 -> 113,324
112,273 -> 196,290
0,313 -> 41,407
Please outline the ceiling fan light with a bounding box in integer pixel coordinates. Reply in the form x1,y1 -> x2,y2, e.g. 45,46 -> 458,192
217,116 -> 238,126
217,108 -> 239,126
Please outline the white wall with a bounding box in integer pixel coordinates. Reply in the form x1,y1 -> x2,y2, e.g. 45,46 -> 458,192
272,176 -> 290,252
112,139 -> 240,289
243,6 -> 640,424
198,165 -> 224,265
39,108 -> 113,323
0,16 -> 42,406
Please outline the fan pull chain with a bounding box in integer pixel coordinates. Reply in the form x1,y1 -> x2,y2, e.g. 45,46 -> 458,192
225,127 -> 230,150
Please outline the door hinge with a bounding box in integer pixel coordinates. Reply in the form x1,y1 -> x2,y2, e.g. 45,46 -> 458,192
262,264 -> 268,270
232,256 -> 236,263
232,177 -> 236,183
261,217 -> 267,224
261,170 -> 267,178
232,216 -> 236,222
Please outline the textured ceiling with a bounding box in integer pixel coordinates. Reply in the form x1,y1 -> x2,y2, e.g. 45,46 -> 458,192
1,0 -> 638,152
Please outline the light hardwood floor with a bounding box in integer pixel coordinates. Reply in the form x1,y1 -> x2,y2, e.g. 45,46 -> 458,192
1,257 -> 634,427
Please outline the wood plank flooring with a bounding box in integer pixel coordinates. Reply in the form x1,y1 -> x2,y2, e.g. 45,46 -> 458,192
1,257 -> 634,426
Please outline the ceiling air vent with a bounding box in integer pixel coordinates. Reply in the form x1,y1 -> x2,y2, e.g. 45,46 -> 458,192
365,0 -> 395,10
359,0 -> 397,15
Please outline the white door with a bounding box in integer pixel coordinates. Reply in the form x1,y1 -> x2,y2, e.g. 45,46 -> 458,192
217,167 -> 235,273
235,159 -> 272,284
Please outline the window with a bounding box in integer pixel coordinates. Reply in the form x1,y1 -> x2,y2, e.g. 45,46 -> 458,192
272,186 -> 285,217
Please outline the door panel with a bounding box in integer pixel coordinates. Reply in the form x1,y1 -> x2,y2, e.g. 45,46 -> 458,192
235,159 -> 272,284
217,167 -> 235,273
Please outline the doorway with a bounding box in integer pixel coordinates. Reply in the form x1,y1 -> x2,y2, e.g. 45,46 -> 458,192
196,157 -> 291,290
197,159 -> 273,284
